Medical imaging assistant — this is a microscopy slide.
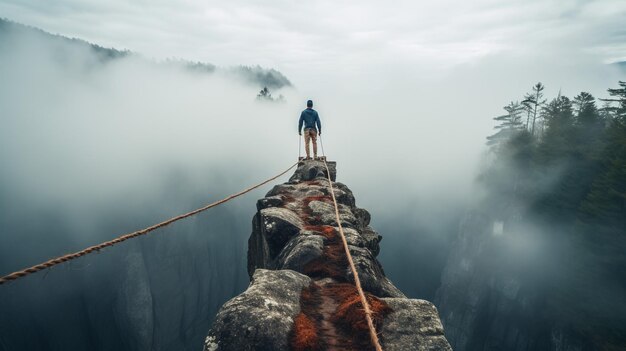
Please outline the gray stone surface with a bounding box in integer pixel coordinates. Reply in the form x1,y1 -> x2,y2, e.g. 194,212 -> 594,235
308,200 -> 358,229
347,245 -> 406,298
353,207 -> 371,229
276,233 -> 325,273
382,298 -> 452,351
247,207 -> 303,277
288,160 -> 336,182
362,226 -> 383,257
256,195 -> 283,211
332,182 -> 356,207
204,269 -> 311,351
209,161 -> 451,350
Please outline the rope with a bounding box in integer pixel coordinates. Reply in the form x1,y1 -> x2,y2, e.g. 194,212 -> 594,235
0,162 -> 299,286
321,159 -> 384,351
319,134 -> 326,158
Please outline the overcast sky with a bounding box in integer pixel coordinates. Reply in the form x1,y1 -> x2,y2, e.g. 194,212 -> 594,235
1,0 -> 625,87
1,0 -> 625,213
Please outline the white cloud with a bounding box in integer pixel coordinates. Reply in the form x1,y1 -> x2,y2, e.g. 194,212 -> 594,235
0,0 -> 624,225
1,0 -> 624,79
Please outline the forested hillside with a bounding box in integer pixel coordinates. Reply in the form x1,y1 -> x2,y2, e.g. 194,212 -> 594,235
478,81 -> 625,349
0,18 -> 291,90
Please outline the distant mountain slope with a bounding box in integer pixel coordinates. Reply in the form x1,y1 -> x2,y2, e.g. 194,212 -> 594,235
0,18 -> 292,89
0,17 -> 130,61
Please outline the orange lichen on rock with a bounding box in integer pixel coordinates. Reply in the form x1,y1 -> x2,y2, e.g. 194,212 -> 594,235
302,225 -> 335,238
289,183 -> 392,350
333,293 -> 391,331
320,226 -> 336,238
291,313 -> 320,351
303,226 -> 349,281
294,196 -> 328,224
304,225 -> 337,239
291,282 -> 324,351
327,283 -> 391,339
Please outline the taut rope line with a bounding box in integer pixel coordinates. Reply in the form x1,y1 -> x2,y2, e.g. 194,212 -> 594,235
321,159 -> 384,351
0,162 -> 299,286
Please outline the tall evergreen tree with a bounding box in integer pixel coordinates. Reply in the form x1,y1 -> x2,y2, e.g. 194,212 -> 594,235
256,86 -> 273,101
574,92 -> 601,128
522,92 -> 535,130
522,82 -> 546,137
579,82 -> 626,235
481,81 -> 626,349
601,81 -> 626,122
573,92 -> 604,156
537,95 -> 576,162
486,101 -> 525,150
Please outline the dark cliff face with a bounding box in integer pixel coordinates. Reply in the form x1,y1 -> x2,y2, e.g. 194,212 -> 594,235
435,210 -> 595,351
0,203 -> 251,351
205,161 -> 451,351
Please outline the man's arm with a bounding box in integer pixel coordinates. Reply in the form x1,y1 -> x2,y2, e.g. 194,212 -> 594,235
298,112 -> 304,134
316,112 -> 321,135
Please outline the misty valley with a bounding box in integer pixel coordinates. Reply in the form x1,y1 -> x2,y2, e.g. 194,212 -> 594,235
1,17 -> 625,351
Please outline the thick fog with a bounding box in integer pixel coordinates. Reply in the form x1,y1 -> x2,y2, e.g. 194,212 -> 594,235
0,25 -> 305,350
0,17 -> 623,350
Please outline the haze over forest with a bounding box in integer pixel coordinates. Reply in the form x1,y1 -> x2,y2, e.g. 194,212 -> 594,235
0,1 -> 625,350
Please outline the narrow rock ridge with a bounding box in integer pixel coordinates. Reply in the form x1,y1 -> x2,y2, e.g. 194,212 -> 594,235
204,161 -> 451,351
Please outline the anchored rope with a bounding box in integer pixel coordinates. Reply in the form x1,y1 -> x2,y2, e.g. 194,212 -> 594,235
321,159 -> 384,351
0,162 -> 299,286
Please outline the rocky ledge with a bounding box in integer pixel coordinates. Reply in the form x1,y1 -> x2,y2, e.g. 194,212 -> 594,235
204,161 -> 451,351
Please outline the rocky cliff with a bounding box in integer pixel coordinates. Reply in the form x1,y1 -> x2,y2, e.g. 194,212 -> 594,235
204,161 -> 451,351
435,211 -> 592,351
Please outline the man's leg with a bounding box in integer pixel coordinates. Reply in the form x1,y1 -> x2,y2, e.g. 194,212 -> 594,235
311,130 -> 318,158
303,129 -> 311,159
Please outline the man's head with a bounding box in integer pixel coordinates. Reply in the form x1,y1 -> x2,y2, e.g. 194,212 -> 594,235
307,100 -> 313,108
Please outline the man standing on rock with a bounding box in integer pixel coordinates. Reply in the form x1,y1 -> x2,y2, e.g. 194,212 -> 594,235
298,99 -> 322,160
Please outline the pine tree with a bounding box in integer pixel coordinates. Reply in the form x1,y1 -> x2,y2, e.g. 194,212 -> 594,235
256,86 -> 273,101
479,82 -> 626,348
572,92 -> 604,158
600,81 -> 626,122
522,92 -> 535,130
537,95 -> 576,162
579,82 -> 626,234
574,92 -> 601,128
486,101 -> 525,150
522,82 -> 546,137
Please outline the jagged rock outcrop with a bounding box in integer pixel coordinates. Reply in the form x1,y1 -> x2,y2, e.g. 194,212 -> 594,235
205,161 -> 451,351
206,269 -> 311,351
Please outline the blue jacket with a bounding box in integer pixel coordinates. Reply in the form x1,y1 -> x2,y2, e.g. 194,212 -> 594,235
299,108 -> 321,133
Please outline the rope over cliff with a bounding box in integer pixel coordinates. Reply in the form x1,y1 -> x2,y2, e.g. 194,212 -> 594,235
205,160 -> 452,351
0,162 -> 299,285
